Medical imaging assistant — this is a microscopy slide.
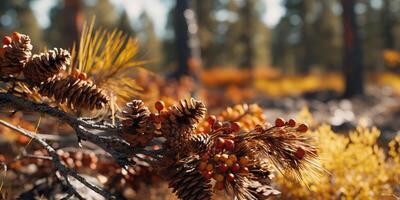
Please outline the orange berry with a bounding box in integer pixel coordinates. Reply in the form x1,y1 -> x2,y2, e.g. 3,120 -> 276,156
224,139 -> 235,151
11,32 -> 21,41
78,72 -> 87,80
275,118 -> 285,127
207,115 -> 216,125
214,181 -> 225,190
206,164 -> 214,172
228,154 -> 237,162
226,173 -> 235,182
71,68 -> 80,77
225,159 -> 234,167
218,163 -> 228,173
17,135 -> 30,144
155,100 -> 165,111
239,156 -> 249,166
3,36 -> 11,45
220,154 -> 229,162
214,174 -> 224,182
198,162 -> 207,171
231,122 -> 241,132
214,154 -> 222,162
287,119 -> 296,127
231,163 -> 240,173
294,147 -> 306,159
297,123 -> 309,132
240,166 -> 249,174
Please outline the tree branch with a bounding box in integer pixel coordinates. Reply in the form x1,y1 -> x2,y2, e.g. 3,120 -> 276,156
0,119 -> 117,200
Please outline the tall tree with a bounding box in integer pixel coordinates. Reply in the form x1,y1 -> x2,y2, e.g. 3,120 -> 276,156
47,0 -> 83,48
137,12 -> 162,69
341,0 -> 364,97
194,0 -> 218,67
173,0 -> 201,79
382,0 -> 395,49
240,0 -> 256,69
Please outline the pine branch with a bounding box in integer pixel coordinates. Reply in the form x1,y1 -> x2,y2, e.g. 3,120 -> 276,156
0,119 -> 117,200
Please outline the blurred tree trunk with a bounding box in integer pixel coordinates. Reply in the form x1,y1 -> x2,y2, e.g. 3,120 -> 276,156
174,0 -> 202,80
63,0 -> 83,48
241,0 -> 255,69
382,0 -> 395,49
341,0 -> 364,98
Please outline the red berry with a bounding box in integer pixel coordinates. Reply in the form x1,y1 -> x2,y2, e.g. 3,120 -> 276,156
213,121 -> 223,130
287,119 -> 296,127
226,173 -> 235,182
224,139 -> 235,151
207,115 -> 216,125
231,122 -> 241,132
275,118 -> 285,127
297,123 -> 309,132
11,32 -> 21,41
218,163 -> 228,173
215,138 -> 225,150
155,100 -> 165,111
201,154 -> 209,161
204,171 -> 213,179
3,36 -> 11,45
295,147 -> 306,159
231,163 -> 240,173
223,121 -> 231,130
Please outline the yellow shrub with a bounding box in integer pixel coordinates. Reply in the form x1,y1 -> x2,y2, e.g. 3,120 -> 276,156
275,125 -> 400,199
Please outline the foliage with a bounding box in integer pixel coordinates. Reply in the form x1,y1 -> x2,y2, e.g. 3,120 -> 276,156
275,111 -> 400,199
71,19 -> 145,104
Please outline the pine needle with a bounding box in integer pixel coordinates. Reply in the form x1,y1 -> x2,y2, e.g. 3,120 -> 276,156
71,18 -> 146,104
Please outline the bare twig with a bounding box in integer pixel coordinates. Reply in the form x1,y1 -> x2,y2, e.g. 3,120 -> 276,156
0,119 -> 117,200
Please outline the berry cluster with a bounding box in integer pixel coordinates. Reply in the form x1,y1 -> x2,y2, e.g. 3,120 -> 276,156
198,143 -> 251,191
70,68 -> 88,81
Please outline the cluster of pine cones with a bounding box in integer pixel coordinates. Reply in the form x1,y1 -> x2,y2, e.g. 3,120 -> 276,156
0,32 -> 109,110
121,98 -> 321,200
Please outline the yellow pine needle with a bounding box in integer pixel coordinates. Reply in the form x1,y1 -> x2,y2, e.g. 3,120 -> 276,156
71,18 -> 146,103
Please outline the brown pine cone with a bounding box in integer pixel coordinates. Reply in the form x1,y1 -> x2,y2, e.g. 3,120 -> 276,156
121,100 -> 151,135
188,134 -> 213,154
38,75 -> 109,110
0,33 -> 32,75
166,156 -> 212,200
171,98 -> 206,126
24,48 -> 70,83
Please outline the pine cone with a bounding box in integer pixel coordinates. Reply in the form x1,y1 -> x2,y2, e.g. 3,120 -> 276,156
38,75 -> 109,110
121,100 -> 150,134
171,98 -> 206,127
188,134 -> 213,154
24,48 -> 70,83
0,33 -> 32,75
167,156 -> 212,200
